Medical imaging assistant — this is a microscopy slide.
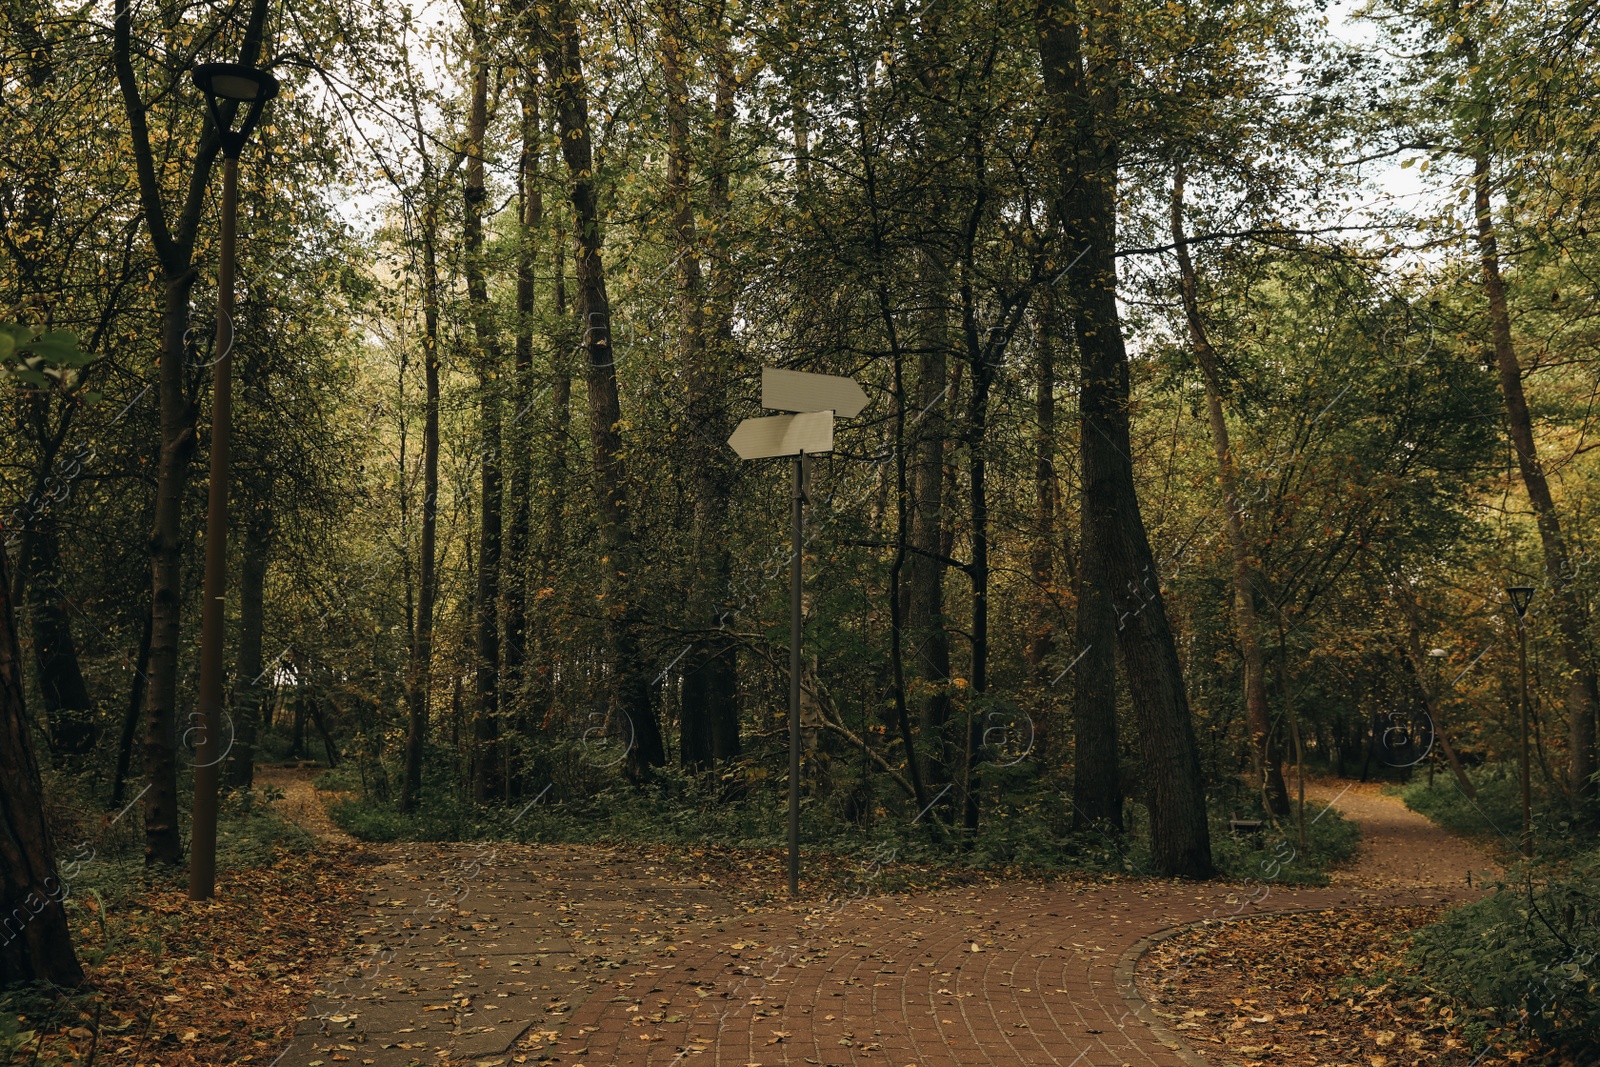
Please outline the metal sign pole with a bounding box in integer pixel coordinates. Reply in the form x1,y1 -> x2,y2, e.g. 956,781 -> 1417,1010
789,452 -> 804,897
730,367 -> 865,897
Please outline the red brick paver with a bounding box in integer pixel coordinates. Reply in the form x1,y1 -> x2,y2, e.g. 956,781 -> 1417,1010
545,873 -> 1463,1067
279,779 -> 1481,1067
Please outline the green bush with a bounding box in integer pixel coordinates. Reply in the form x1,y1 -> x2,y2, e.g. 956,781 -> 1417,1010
1210,803 -> 1361,885
1408,849 -> 1600,1058
329,766 -> 1362,885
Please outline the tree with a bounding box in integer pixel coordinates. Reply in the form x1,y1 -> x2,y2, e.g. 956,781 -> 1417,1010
1036,0 -> 1214,877
112,0 -> 273,864
1363,0 -> 1600,811
0,328 -> 86,989
533,0 -> 667,776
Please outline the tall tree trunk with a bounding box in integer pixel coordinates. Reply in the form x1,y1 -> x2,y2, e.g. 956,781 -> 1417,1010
962,317 -> 998,835
531,193 -> 572,727
907,253 -> 954,789
538,0 -> 667,776
1474,147 -> 1599,809
113,0 -> 271,866
110,607 -> 153,809
1027,294 -> 1058,681
225,510 -> 272,789
1170,166 -> 1289,817
26,523 -> 98,761
886,315 -> 932,817
662,0 -> 740,771
141,274 -> 193,864
504,71 -> 541,736
463,23 -> 503,803
0,536 -> 83,988
705,22 -> 742,764
1071,518 -> 1122,830
402,194 -> 443,813
1036,0 -> 1212,877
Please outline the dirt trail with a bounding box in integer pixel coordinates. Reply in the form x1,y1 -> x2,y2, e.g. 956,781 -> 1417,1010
1303,778 -> 1499,889
257,763 -> 357,844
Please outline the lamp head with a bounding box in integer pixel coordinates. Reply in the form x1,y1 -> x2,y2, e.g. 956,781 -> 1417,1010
192,63 -> 279,157
1507,585 -> 1535,619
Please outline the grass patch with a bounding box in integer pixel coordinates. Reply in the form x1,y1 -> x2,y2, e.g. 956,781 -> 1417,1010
1397,761 -> 1584,860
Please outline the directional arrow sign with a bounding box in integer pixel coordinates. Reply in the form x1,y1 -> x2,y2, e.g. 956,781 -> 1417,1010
728,410 -> 834,460
762,367 -> 867,419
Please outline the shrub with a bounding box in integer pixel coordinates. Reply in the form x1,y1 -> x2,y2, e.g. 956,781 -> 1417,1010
1409,849 -> 1600,1058
1398,761 -> 1589,860
1211,803 -> 1361,885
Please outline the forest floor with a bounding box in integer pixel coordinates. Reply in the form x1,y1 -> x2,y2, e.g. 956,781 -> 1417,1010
247,771 -> 1535,1067
1133,779 -> 1535,1067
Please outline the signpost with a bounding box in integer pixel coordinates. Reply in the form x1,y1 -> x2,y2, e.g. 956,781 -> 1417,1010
729,368 -> 865,896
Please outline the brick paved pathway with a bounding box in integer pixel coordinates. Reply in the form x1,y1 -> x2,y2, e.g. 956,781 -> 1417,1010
277,781 -> 1481,1067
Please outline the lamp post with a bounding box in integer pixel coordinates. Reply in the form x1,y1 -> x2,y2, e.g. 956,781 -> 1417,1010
189,62 -> 278,902
1508,584 -> 1535,860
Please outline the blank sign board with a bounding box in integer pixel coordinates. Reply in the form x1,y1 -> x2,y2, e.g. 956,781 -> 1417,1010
762,368 -> 868,418
728,410 -> 834,460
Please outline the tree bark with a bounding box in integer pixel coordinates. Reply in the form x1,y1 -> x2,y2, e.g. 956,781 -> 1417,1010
1027,294 -> 1059,681
1,535 -> 82,988
225,509 -> 272,789
25,522 -> 98,761
907,254 -> 954,788
704,23 -> 742,765
504,69 -> 541,733
110,607 -> 153,810
962,308 -> 997,834
661,0 -> 740,771
1170,166 -> 1289,817
537,0 -> 666,775
463,21 -> 504,803
113,0 -> 271,866
531,190 -> 572,726
1474,147 -> 1599,809
1036,0 -> 1213,877
401,189 -> 443,813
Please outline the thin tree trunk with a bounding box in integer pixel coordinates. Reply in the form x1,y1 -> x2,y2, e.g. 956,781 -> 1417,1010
662,0 -> 740,770
291,688 -> 307,759
110,607 -> 153,809
538,0 -> 666,775
0,537 -> 83,988
1037,0 -> 1212,877
1170,165 -> 1289,816
142,272 -> 195,864
908,254 -> 954,789
504,70 -> 541,734
26,522 -> 98,761
962,323 -> 996,834
463,22 -> 503,803
1474,147 -> 1599,809
310,698 -> 339,768
113,0 -> 271,866
402,194 -> 443,813
225,510 -> 272,789
531,199 -> 572,725
705,22 -> 742,765
1027,294 -> 1058,681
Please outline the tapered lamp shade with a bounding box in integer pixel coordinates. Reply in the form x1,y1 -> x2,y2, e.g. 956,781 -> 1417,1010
1508,585 -> 1535,619
192,62 -> 279,157
193,63 -> 279,103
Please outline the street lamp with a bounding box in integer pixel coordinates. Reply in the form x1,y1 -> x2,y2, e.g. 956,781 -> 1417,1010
1507,584 -> 1535,859
189,62 -> 279,902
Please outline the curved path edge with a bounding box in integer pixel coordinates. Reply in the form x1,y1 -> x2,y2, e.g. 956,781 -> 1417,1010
1115,923 -> 1215,1067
